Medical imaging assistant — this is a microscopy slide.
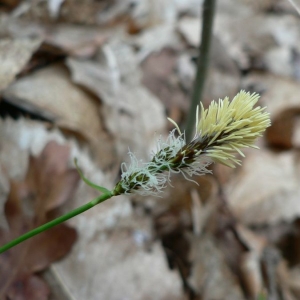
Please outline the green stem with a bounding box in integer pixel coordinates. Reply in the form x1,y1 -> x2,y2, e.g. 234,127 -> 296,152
185,0 -> 217,142
0,192 -> 113,254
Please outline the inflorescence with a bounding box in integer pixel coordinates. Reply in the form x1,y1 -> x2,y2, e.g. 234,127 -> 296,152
113,90 -> 271,196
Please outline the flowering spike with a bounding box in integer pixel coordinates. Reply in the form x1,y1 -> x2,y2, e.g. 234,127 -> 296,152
113,90 -> 271,196
195,90 -> 271,166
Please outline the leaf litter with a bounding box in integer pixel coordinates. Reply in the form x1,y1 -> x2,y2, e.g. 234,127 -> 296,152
1,0 -> 300,299
0,141 -> 78,300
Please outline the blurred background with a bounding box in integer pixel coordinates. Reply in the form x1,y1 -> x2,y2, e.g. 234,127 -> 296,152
0,0 -> 300,299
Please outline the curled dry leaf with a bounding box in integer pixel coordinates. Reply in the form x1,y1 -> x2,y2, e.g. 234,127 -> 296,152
0,141 -> 79,300
3,64 -> 104,143
0,37 -> 42,91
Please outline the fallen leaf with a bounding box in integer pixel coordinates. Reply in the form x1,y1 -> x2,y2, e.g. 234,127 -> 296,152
240,251 -> 263,298
44,24 -> 109,57
47,0 -> 65,19
5,275 -> 50,300
216,9 -> 300,75
188,234 -> 245,300
131,22 -> 181,61
177,16 -> 201,47
66,52 -> 166,159
285,266 -> 300,298
54,0 -> 109,25
0,141 -> 79,300
262,46 -> 293,77
225,149 -> 300,225
50,197 -> 186,300
141,48 -> 188,112
22,141 -> 80,215
0,37 -> 42,91
3,64 -> 105,143
235,225 -> 267,298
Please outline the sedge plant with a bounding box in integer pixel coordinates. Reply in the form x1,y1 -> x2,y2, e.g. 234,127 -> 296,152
0,90 -> 271,253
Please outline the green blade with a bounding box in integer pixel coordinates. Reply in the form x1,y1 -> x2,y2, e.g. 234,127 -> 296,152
74,158 -> 111,194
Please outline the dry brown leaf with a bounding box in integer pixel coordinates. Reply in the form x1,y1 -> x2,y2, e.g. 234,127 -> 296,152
188,234 -> 245,300
44,24 -> 109,57
5,275 -> 50,300
0,141 -> 78,300
7,0 -> 107,25
262,46 -> 294,77
131,22 -> 181,61
57,0 -> 110,24
214,6 -> 300,71
3,64 -> 104,143
0,119 -> 61,225
141,48 -> 188,112
225,149 -> 300,225
0,37 -> 42,91
262,251 -> 300,300
240,251 -> 263,298
235,224 -> 267,254
0,117 -> 115,213
177,16 -> 201,47
22,141 -> 80,214
66,54 -> 166,159
284,266 -> 300,298
66,57 -> 118,104
100,0 -> 179,31
51,197 -> 186,300
147,175 -> 218,297
47,0 -> 65,19
235,225 -> 267,298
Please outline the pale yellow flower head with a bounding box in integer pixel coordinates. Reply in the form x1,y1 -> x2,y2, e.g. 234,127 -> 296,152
195,90 -> 271,167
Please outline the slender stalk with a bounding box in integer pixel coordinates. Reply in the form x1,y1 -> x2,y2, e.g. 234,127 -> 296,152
0,192 -> 113,254
185,0 -> 217,142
